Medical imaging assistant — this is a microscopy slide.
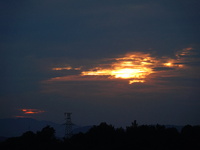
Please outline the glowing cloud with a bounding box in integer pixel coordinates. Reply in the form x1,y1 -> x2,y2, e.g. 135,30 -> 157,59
20,109 -> 45,114
176,47 -> 193,57
52,66 -> 72,70
81,53 -> 155,84
15,109 -> 45,118
48,48 -> 194,84
52,65 -> 81,71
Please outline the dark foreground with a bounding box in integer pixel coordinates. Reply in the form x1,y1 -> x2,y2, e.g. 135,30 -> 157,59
0,122 -> 200,150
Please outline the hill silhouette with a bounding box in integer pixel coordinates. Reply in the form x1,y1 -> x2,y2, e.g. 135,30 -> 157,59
0,118 -> 91,138
0,122 -> 200,150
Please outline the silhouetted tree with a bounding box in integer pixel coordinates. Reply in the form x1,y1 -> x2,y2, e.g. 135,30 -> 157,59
86,122 -> 116,149
0,126 -> 58,150
1,122 -> 200,150
36,125 -> 56,141
180,125 -> 200,149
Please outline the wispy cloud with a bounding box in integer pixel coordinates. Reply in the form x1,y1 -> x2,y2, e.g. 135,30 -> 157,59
20,109 -> 45,114
15,109 -> 45,118
45,47 -> 196,84
40,47 -> 200,99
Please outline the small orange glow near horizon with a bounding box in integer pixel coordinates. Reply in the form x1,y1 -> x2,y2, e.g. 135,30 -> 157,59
20,109 -> 45,114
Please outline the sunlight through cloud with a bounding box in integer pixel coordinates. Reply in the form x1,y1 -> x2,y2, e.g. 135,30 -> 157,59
47,47 -> 194,84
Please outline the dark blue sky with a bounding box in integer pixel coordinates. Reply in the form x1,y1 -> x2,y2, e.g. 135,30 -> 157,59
1,0 -> 200,127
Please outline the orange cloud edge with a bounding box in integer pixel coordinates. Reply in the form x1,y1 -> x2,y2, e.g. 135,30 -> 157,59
20,109 -> 45,114
46,48 -> 193,84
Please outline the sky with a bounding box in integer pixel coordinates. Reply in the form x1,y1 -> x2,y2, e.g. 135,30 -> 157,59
1,0 -> 200,127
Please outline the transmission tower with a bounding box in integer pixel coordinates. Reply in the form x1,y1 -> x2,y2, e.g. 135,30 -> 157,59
64,112 -> 73,138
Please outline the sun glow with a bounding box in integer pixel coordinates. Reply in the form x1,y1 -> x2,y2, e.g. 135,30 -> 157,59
49,48 -> 193,84
81,53 -> 155,84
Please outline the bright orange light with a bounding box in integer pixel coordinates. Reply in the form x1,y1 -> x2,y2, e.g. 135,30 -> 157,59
82,69 -> 111,76
164,62 -> 173,67
163,61 -> 184,68
20,109 -> 45,114
129,80 -> 145,84
49,47 -> 193,84
25,111 -> 35,114
111,68 -> 151,79
81,53 -> 154,84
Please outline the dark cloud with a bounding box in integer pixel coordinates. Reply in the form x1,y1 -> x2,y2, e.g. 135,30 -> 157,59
1,0 -> 200,126
1,0 -> 200,59
153,67 -> 175,71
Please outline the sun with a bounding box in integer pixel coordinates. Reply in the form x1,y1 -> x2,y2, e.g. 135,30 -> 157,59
49,48 -> 192,84
81,53 -> 155,84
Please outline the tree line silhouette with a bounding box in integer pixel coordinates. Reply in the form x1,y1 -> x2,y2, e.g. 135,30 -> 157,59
0,122 -> 200,150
